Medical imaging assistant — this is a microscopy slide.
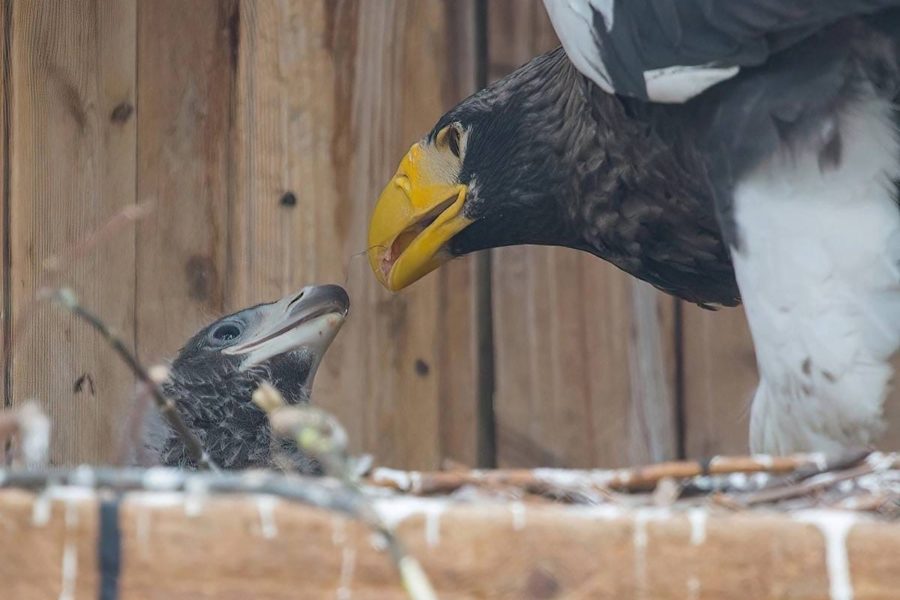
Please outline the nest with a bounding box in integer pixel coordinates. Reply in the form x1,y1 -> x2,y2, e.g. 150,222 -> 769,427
1,450 -> 899,599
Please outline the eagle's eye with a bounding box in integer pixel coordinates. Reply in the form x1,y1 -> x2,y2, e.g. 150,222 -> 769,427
447,127 -> 461,158
437,123 -> 462,159
210,322 -> 242,344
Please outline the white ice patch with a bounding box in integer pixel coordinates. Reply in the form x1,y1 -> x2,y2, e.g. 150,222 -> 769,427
142,467 -> 183,491
371,468 -> 412,491
183,478 -> 208,518
333,515 -> 348,546
687,508 -> 707,546
424,507 -> 442,547
127,491 -> 185,509
32,492 -> 52,526
372,496 -> 449,547
256,496 -> 278,539
337,546 -> 356,600
687,576 -> 701,600
58,499 -> 80,600
58,542 -> 78,600
510,501 -> 527,531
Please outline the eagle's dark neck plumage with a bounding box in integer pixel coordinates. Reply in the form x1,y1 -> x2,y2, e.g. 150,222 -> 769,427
451,47 -> 739,306
576,76 -> 740,306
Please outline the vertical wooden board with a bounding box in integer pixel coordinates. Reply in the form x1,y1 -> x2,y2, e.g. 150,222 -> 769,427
230,0 -> 478,469
135,2 -> 233,375
434,1 -> 480,466
682,305 -> 900,457
488,1 -> 678,468
8,0 -> 137,463
882,356 -> 900,451
1,0 -> 8,409
681,305 -> 757,457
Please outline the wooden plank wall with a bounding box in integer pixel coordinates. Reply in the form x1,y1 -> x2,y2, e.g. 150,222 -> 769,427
226,0 -> 480,470
1,0 -> 899,469
2,0 -> 479,468
487,2 -> 678,468
6,0 -> 137,462
1,0 -> 7,416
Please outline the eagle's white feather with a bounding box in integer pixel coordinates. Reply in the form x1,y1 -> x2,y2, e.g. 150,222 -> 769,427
542,0 -> 740,102
543,0 -> 616,93
732,98 -> 900,454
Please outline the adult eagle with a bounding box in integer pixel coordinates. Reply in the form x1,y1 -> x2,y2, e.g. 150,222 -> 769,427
367,1 -> 900,455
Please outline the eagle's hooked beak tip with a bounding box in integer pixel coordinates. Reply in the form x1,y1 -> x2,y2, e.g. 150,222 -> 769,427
367,143 -> 473,291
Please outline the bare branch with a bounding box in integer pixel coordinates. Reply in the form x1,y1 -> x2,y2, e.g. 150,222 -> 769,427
367,452 -> 878,498
7,202 -> 153,361
253,386 -> 437,600
46,288 -> 219,473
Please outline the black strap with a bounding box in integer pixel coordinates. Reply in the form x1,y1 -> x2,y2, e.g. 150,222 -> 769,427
98,496 -> 122,600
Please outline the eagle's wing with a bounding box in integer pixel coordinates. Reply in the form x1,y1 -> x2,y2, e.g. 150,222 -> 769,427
543,0 -> 900,102
548,1 -> 900,454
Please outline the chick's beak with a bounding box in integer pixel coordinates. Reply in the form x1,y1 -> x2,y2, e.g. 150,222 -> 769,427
367,143 -> 472,291
223,284 -> 349,370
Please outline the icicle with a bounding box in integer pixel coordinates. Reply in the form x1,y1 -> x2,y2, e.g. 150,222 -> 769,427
58,499 -> 80,600
687,576 -> 701,600
424,506 -> 442,547
333,515 -> 348,546
256,496 -> 278,540
336,546 -> 356,600
32,492 -> 52,526
796,510 -> 857,600
183,477 -> 208,518
687,508 -> 707,546
633,510 -> 649,599
510,501 -> 526,531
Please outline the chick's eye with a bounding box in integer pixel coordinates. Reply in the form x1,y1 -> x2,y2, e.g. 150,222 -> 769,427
211,323 -> 242,343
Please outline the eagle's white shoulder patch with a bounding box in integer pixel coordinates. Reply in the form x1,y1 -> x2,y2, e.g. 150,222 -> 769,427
732,98 -> 900,454
543,0 -> 740,102
543,0 -> 615,93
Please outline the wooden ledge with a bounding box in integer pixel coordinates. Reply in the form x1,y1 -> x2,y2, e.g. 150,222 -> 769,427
1,485 -> 899,599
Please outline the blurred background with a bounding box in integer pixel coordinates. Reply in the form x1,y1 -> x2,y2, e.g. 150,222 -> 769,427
2,0 -> 899,469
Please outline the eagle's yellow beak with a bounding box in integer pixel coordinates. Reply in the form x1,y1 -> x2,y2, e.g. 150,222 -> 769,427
367,142 -> 472,291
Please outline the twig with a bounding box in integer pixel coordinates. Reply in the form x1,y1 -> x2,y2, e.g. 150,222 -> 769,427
253,384 -> 438,600
40,202 -> 154,276
0,466 -> 364,516
7,202 -> 153,362
367,452 -> 883,497
46,288 -> 219,473
728,453 -> 896,507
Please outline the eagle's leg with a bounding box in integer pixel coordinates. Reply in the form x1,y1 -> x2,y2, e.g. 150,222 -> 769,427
729,97 -> 900,455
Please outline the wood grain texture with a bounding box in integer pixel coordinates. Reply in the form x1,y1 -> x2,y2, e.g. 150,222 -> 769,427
433,1 -> 482,467
681,305 -> 757,457
882,357 -> 900,451
7,0 -> 137,463
4,488 -> 900,599
682,304 -> 900,457
229,0 -> 478,469
1,0 -> 8,410
488,0 -> 678,468
135,2 -> 234,374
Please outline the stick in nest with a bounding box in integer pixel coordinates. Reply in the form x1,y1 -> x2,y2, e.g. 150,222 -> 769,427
46,287 -> 220,473
367,451 -> 878,499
